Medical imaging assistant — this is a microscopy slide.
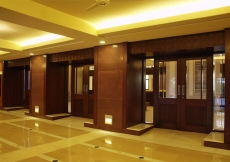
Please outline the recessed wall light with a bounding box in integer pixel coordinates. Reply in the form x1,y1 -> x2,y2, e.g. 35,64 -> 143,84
100,41 -> 105,44
43,55 -> 46,57
30,53 -> 34,56
112,45 -> 118,47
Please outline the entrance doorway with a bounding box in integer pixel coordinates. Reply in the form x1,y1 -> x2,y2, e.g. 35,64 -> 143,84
71,65 -> 94,118
154,56 -> 212,133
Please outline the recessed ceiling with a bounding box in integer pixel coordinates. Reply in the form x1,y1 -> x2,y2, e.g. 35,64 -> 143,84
0,0 -> 230,60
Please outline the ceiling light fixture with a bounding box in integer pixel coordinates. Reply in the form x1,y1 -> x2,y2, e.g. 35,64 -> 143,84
100,41 -> 105,44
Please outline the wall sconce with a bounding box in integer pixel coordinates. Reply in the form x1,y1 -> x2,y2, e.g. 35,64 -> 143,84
105,115 -> 112,125
35,106 -> 39,113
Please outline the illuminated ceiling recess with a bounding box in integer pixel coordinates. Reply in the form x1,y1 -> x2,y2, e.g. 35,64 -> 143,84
0,0 -> 230,60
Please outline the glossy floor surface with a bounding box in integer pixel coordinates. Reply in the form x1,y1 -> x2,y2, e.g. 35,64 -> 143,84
0,110 -> 230,162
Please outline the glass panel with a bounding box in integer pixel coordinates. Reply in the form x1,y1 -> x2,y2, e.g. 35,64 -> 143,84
202,60 -> 207,99
76,67 -> 84,94
145,59 -> 154,124
89,66 -> 94,71
89,76 -> 93,90
213,53 -> 225,131
28,71 -> 30,90
159,61 -> 177,98
186,59 -> 206,99
146,75 -> 153,91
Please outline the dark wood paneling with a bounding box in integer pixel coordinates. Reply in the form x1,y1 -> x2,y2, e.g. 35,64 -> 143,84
30,55 -> 47,116
225,28 -> 230,144
126,54 -> 143,127
94,43 -> 127,129
7,58 -> 30,67
158,104 -> 177,124
129,31 -> 224,54
46,59 -> 67,115
2,62 -> 23,107
49,48 -> 94,62
185,106 -> 207,127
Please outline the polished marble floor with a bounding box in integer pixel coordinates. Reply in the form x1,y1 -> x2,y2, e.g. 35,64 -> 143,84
0,110 -> 230,162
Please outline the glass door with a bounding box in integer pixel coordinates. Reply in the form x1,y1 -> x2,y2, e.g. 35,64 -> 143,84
155,56 -> 212,133
154,60 -> 179,129
71,65 -> 94,118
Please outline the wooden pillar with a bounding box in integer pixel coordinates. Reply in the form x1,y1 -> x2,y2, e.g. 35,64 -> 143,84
94,43 -> 127,130
225,28 -> 230,144
30,55 -> 47,116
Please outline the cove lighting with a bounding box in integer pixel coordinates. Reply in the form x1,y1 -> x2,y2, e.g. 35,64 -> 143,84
96,0 -> 230,29
20,33 -> 65,47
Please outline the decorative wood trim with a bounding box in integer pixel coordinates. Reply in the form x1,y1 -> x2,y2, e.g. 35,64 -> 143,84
7,58 -> 30,67
129,31 -> 224,54
225,28 -> 230,144
49,48 -> 94,62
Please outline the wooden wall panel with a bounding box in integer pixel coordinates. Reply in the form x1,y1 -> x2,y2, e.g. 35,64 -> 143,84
30,55 -> 47,116
126,54 -> 143,127
94,43 -> 127,129
225,28 -> 230,144
2,62 -> 23,107
46,59 -> 67,115
129,31 -> 224,54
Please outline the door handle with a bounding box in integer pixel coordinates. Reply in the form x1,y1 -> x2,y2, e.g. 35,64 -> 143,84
85,85 -> 88,93
178,85 -> 180,96
83,85 -> 85,93
182,85 -> 185,96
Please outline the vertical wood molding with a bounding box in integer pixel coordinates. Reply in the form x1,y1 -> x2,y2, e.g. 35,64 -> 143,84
93,46 -> 99,125
225,28 -> 230,144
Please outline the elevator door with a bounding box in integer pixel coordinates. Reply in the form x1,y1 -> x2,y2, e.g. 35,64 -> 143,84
71,65 -> 94,118
154,57 -> 212,133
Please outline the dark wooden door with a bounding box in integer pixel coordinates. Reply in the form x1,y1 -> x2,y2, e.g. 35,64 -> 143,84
154,56 -> 212,133
71,65 -> 94,118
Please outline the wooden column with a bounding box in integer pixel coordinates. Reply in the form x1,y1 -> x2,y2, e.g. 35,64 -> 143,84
46,58 -> 68,115
30,55 -> 47,116
94,43 -> 127,130
225,28 -> 230,144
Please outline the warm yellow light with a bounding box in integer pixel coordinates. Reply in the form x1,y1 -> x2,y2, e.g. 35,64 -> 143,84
112,45 -> 118,47
105,139 -> 112,145
20,33 -> 65,46
0,50 -> 9,55
30,53 -> 34,56
100,41 -> 105,44
105,115 -> 112,125
96,0 -> 230,29
35,106 -> 39,113
35,123 -> 39,127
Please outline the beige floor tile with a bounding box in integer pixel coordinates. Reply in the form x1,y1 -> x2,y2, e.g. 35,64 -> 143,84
16,156 -> 49,162
11,120 -> 90,138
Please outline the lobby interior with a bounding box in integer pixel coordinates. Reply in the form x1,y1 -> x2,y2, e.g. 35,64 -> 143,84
1,0 -> 230,161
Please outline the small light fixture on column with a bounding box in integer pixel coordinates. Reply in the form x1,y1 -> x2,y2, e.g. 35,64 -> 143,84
105,115 -> 112,125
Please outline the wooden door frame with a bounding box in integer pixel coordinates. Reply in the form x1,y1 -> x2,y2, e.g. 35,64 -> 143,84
154,49 -> 213,133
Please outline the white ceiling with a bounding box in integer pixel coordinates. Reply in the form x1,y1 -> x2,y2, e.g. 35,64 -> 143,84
1,0 -> 230,60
